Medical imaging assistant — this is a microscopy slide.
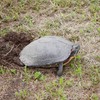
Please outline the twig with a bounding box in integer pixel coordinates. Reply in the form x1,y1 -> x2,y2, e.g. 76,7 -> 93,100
4,44 -> 15,57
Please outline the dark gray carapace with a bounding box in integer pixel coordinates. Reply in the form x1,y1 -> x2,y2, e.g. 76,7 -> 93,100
19,36 -> 80,76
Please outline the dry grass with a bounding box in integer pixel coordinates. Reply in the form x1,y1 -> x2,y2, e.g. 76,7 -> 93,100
0,0 -> 100,100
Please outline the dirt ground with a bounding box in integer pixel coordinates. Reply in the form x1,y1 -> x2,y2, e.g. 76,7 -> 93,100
0,0 -> 100,100
0,32 -> 33,67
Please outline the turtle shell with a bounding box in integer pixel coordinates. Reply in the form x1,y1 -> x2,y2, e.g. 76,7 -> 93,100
19,36 -> 74,66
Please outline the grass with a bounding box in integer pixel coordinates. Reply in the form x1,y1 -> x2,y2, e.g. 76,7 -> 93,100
0,0 -> 100,100
45,19 -> 61,29
38,29 -> 51,36
0,67 -> 6,74
33,71 -> 45,81
0,28 -> 10,36
10,69 -> 17,75
22,66 -> 32,82
38,77 -> 70,99
89,66 -> 100,85
90,93 -> 99,100
15,89 -> 28,100
23,15 -> 34,27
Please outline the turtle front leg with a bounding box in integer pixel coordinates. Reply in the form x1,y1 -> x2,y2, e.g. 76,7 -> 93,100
57,62 -> 63,76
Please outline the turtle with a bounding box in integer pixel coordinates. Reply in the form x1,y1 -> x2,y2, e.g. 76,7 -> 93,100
19,36 -> 80,76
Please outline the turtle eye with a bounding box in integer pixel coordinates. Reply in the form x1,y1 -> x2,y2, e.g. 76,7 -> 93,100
76,45 -> 80,52
72,44 -> 80,51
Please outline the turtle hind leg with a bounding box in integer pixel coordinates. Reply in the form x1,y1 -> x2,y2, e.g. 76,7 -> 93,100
57,62 -> 63,76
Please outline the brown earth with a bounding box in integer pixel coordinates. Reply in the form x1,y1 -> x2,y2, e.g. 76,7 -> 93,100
0,32 -> 33,67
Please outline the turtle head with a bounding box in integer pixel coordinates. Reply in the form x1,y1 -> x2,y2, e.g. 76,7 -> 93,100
70,44 -> 80,57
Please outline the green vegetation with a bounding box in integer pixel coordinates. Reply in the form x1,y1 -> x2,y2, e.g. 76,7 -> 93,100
10,69 -> 17,74
22,66 -> 32,82
15,89 -> 28,100
90,66 -> 100,85
33,71 -> 45,81
0,67 -> 6,74
45,78 -> 68,99
0,0 -> 100,99
90,93 -> 99,100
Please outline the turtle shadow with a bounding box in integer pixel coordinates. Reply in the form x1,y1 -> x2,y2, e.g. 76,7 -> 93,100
27,66 -> 57,75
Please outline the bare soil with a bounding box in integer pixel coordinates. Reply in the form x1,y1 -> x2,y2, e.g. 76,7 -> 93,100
0,32 -> 33,67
